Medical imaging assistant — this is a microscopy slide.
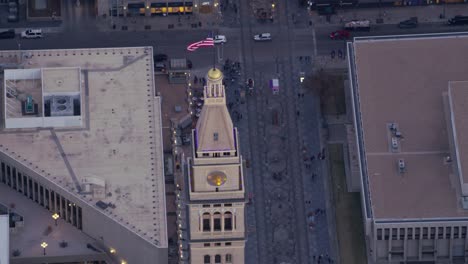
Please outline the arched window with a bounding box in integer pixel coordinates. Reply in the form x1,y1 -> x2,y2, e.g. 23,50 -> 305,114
226,254 -> 233,263
213,212 -> 222,231
215,255 -> 221,263
203,212 -> 211,232
204,255 -> 211,264
224,211 -> 233,231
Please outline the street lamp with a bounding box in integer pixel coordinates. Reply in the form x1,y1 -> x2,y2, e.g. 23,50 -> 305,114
52,213 -> 59,226
41,242 -> 48,255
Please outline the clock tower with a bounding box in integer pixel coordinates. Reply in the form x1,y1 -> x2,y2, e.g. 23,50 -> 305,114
185,68 -> 246,264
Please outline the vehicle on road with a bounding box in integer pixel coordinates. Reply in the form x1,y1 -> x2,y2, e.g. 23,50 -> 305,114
398,17 -> 418,28
246,78 -> 254,95
153,54 -> 168,62
0,29 -> 15,39
254,33 -> 272,41
214,35 -> 227,44
448,15 -> 468,25
270,78 -> 279,95
344,20 -> 370,31
21,29 -> 43,39
154,63 -> 166,73
329,30 -> 350,40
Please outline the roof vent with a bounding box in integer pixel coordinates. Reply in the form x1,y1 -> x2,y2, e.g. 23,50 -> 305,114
398,159 -> 406,173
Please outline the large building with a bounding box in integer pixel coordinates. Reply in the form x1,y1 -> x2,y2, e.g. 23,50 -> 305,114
348,33 -> 468,264
0,47 -> 167,263
177,68 -> 245,263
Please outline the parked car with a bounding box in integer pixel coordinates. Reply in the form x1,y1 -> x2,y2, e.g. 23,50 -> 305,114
214,35 -> 227,44
154,63 -> 166,73
21,29 -> 43,39
0,29 -> 15,39
344,20 -> 370,31
7,14 -> 18,22
398,17 -> 418,28
254,33 -> 272,41
153,53 -> 168,62
329,30 -> 350,40
448,15 -> 468,25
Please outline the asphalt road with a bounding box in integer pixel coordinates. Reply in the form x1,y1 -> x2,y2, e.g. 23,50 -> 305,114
314,22 -> 468,55
2,7 -> 468,264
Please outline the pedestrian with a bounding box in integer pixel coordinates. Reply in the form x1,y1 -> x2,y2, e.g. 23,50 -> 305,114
297,111 -> 300,116
310,155 -> 315,161
317,152 -> 322,159
331,50 -> 335,59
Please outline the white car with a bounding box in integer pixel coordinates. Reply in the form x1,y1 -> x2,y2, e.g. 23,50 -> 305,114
214,35 -> 227,44
21,29 -> 43,39
254,33 -> 272,41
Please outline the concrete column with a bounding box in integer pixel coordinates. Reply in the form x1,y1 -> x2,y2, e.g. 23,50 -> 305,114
210,213 -> 214,232
418,227 -> 422,261
14,169 -> 18,191
65,199 -> 69,222
32,181 -> 36,201
449,226 -> 453,260
403,227 -> 408,262
23,175 -> 28,197
199,212 -> 203,232
388,228 -> 392,262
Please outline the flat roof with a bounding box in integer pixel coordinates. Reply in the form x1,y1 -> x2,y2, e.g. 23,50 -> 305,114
0,47 -> 167,246
353,35 -> 468,219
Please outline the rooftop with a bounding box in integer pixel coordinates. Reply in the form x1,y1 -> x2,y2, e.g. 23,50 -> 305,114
352,34 -> 468,220
0,47 -> 167,246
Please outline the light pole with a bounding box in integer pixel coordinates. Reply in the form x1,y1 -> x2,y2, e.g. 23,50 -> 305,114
41,242 -> 48,255
52,213 -> 59,226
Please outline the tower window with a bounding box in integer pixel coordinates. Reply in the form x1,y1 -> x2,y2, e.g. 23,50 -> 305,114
204,255 -> 211,264
225,211 -> 233,231
213,212 -> 221,231
215,255 -> 221,263
226,254 -> 233,263
213,132 -> 218,141
202,213 -> 211,232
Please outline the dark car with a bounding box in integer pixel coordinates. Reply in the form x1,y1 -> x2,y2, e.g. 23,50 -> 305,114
448,15 -> 468,25
398,18 -> 418,29
0,29 -> 15,39
153,54 -> 168,62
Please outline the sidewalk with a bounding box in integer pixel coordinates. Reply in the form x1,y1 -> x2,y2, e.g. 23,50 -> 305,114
95,12 -> 222,32
311,4 -> 467,26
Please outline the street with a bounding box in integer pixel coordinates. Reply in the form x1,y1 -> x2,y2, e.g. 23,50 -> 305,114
2,2 -> 468,264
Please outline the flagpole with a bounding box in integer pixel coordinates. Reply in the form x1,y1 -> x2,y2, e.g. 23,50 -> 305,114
212,30 -> 216,70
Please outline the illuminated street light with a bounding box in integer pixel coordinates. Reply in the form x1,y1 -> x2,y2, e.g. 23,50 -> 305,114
52,213 -> 59,226
271,3 -> 275,8
121,261 -> 127,264
110,248 -> 116,254
41,242 -> 48,255
300,77 -> 305,83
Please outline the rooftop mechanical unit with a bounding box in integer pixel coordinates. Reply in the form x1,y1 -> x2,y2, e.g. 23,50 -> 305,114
50,95 -> 74,117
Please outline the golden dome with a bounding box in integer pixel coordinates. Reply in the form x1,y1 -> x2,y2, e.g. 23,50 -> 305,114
207,171 -> 227,186
207,68 -> 223,80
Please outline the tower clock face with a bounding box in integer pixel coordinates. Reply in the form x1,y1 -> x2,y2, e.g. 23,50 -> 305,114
207,171 -> 227,186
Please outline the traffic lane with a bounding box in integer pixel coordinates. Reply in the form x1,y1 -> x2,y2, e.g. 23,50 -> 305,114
0,30 -> 215,51
314,22 -> 468,54
0,29 -> 242,69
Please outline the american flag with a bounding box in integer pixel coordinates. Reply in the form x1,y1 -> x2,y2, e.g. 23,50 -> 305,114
187,37 -> 214,51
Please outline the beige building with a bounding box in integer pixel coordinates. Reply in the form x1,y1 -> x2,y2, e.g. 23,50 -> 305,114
0,47 -> 167,263
348,33 -> 468,264
177,68 -> 245,264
